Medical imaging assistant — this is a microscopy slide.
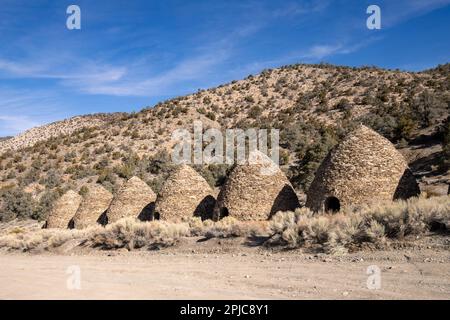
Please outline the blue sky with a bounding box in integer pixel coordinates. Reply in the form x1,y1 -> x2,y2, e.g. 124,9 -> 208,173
0,0 -> 449,136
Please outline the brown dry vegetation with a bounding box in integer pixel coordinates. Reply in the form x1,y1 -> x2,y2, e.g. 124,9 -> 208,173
0,196 -> 448,254
267,196 -> 450,253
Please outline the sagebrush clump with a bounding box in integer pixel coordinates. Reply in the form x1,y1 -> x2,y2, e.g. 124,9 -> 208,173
266,196 -> 450,252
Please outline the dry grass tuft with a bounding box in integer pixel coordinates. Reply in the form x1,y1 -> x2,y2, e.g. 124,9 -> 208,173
203,217 -> 268,239
88,216 -> 269,249
88,218 -> 191,250
0,216 -> 252,251
266,196 -> 450,252
0,226 -> 98,252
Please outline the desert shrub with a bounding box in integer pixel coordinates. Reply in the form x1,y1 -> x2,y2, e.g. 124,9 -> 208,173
64,151 -> 77,162
395,115 -> 418,141
0,216 -> 256,251
131,130 -> 140,139
13,155 -> 22,163
279,149 -> 290,165
148,150 -> 173,175
65,164 -> 95,179
205,111 -> 216,121
335,98 -> 351,110
203,96 -> 211,105
203,217 -> 254,238
16,164 -> 26,173
412,90 -> 447,128
34,188 -> 61,221
146,176 -> 165,194
97,168 -> 117,192
111,128 -> 121,136
0,226 -> 96,251
440,117 -> 450,170
248,105 -> 262,118
195,164 -> 230,187
88,218 -> 191,250
280,122 -> 312,153
79,186 -> 89,196
40,170 -> 62,189
288,129 -> 338,191
31,158 -> 42,169
19,168 -> 40,186
6,170 -> 16,180
94,157 -> 110,170
114,163 -> 135,179
244,95 -> 255,103
0,188 -> 38,221
266,196 -> 450,252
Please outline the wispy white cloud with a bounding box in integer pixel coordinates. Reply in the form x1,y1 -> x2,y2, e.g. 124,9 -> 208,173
0,87 -> 68,135
297,37 -> 383,60
0,57 -> 127,82
273,0 -> 330,18
383,0 -> 450,27
228,35 -> 383,79
0,59 -> 43,76
75,2 -> 335,97
300,44 -> 344,60
73,46 -> 231,96
0,115 -> 39,136
24,21 -> 254,97
0,26 -> 241,97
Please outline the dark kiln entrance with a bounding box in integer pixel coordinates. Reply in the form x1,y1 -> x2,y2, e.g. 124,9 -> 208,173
324,196 -> 340,212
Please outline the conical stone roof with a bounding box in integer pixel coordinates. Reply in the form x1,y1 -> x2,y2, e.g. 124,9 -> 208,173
154,164 -> 215,221
106,176 -> 156,223
45,190 -> 82,229
306,125 -> 420,212
214,151 -> 300,221
72,184 -> 113,229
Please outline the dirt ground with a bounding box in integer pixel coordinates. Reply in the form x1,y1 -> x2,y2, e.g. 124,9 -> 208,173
0,236 -> 449,300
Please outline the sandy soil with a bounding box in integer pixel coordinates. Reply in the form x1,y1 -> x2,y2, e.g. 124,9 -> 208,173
0,236 -> 449,300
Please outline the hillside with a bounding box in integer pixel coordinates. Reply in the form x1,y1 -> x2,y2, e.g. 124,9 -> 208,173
0,113 -> 124,154
0,62 -> 449,222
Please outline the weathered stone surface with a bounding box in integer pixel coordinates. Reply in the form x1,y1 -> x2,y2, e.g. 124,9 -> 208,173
45,190 -> 82,229
72,184 -> 113,229
306,125 -> 420,212
106,176 -> 156,223
155,165 -> 215,221
215,151 -> 300,221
